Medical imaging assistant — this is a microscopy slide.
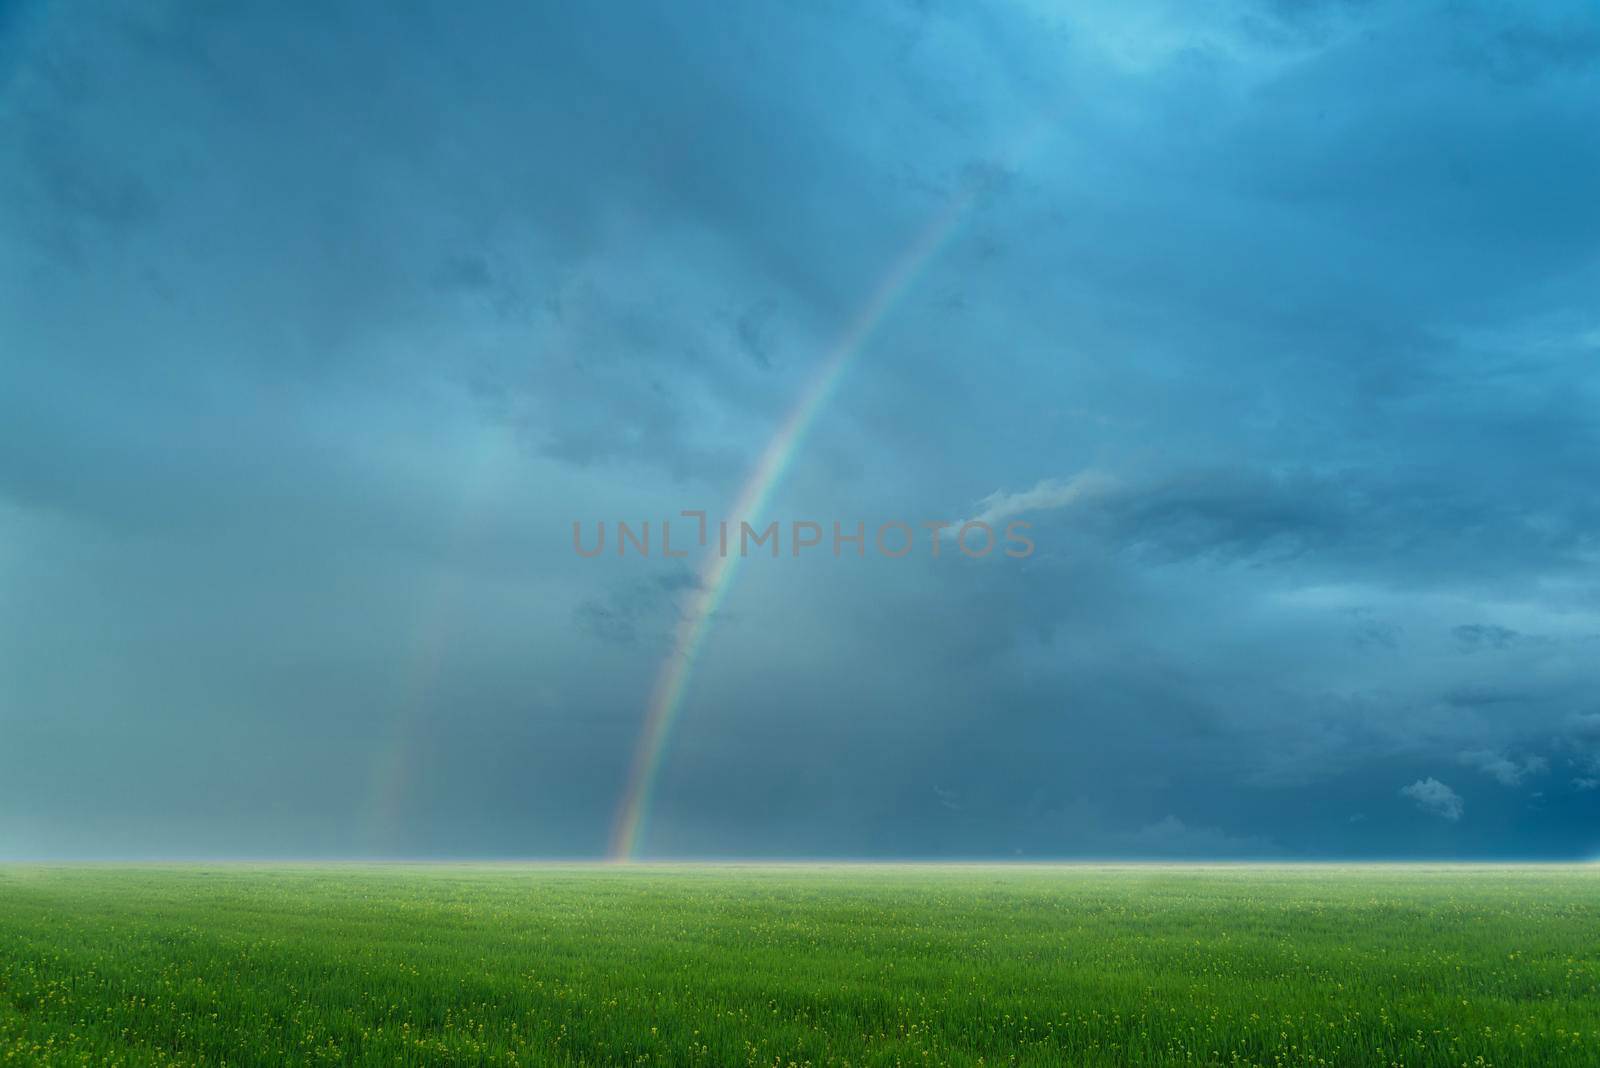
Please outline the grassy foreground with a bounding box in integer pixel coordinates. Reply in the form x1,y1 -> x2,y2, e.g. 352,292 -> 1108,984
1,865 -> 1598,1066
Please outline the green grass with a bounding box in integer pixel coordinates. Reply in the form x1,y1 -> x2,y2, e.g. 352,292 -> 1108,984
2,865 -> 1598,1066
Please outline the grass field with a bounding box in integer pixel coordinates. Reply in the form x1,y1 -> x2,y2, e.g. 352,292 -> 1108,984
2,865 -> 1598,1066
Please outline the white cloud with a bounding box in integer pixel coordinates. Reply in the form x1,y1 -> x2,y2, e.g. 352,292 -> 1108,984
1401,777 -> 1464,821
954,471 -> 1117,532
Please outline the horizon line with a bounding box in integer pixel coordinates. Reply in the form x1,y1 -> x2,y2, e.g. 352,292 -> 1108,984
2,856 -> 1595,867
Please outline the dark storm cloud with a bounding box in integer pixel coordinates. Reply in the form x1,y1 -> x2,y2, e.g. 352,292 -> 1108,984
574,569 -> 698,648
4,0 -> 1600,859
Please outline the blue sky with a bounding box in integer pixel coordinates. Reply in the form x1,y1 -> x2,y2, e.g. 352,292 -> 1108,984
4,0 -> 1600,859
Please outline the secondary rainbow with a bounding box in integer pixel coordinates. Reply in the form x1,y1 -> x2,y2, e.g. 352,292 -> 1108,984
608,188 -> 980,860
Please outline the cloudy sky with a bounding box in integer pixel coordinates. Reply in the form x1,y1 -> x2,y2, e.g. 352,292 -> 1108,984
4,0 -> 1600,860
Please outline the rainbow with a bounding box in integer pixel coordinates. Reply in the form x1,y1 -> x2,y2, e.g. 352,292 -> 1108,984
608,187 -> 982,860
361,427 -> 519,853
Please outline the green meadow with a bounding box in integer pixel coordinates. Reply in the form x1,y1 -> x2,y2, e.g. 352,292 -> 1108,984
2,865 -> 1598,1066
